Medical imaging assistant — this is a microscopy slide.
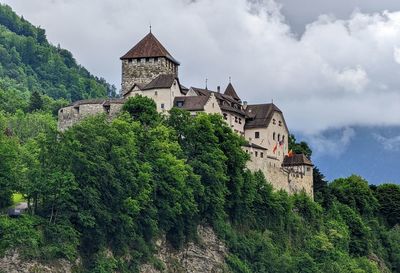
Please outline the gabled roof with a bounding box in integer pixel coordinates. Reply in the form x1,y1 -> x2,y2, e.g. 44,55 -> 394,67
173,95 -> 210,111
142,74 -> 177,90
243,142 -> 268,150
191,87 -> 246,116
224,83 -> 241,101
120,32 -> 180,64
244,103 -> 288,131
283,154 -> 313,166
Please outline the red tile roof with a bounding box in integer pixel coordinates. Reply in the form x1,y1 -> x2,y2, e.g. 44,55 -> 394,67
120,32 -> 179,64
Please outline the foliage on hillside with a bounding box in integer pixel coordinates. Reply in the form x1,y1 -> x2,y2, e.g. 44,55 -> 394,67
0,4 -> 116,115
1,96 -> 399,273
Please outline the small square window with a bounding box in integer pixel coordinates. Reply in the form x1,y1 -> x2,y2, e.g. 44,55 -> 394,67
235,117 -> 238,122
154,57 -> 159,62
223,113 -> 228,120
161,103 -> 165,109
255,151 -> 258,157
279,121 -> 282,126
239,118 -> 242,124
260,152 -> 264,158
155,91 -> 158,96
176,101 -> 184,107
255,132 -> 260,139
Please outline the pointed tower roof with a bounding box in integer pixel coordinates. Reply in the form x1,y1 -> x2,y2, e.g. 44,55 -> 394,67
224,83 -> 241,101
120,32 -> 180,64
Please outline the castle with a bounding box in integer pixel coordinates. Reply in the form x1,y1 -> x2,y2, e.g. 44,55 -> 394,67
58,31 -> 313,196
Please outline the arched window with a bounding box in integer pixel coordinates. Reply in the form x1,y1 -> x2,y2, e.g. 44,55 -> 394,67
273,132 -> 276,140
278,134 -> 281,141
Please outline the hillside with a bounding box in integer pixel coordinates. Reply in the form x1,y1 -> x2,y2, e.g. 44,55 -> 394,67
0,4 -> 400,273
0,4 -> 116,114
1,95 -> 400,273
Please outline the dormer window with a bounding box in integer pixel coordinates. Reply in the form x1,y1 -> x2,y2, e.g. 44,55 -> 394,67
176,101 -> 184,107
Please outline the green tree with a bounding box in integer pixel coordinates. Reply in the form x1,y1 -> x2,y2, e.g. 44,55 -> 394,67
122,95 -> 159,126
376,184 -> 400,227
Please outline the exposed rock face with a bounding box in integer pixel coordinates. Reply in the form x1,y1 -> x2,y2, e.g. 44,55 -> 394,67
0,250 -> 74,273
140,226 -> 228,273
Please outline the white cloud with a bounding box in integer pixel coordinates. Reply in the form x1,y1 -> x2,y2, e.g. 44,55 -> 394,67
305,127 -> 356,158
3,0 -> 400,134
373,133 -> 400,151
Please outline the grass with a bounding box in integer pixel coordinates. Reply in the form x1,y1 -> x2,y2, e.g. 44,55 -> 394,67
12,193 -> 25,205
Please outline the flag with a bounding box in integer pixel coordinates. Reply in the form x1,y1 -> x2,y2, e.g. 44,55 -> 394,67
273,143 -> 278,154
288,149 -> 293,157
279,140 -> 284,147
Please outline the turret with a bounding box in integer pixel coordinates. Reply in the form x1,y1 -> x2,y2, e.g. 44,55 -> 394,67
120,32 -> 180,95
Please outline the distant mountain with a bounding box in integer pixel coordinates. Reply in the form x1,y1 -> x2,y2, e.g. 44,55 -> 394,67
0,4 -> 116,113
297,126 -> 400,185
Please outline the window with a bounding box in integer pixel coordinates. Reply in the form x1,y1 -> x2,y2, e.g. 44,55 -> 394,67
273,118 -> 276,125
154,57 -> 159,62
103,105 -> 110,114
155,91 -> 158,96
279,121 -> 282,126
273,132 -> 276,140
128,59 -> 132,63
212,103 -> 215,108
223,113 -> 228,120
235,116 -> 238,123
176,101 -> 184,107
255,151 -> 258,157
255,131 -> 260,139
282,135 -> 285,141
239,118 -> 242,124
161,103 -> 165,109
278,134 -> 281,141
146,58 -> 150,62
260,152 -> 264,158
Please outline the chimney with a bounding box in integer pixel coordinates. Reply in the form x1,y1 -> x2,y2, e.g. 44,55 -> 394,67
243,101 -> 248,110
217,86 -> 220,93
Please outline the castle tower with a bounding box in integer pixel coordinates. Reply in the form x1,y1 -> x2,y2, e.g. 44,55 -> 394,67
120,32 -> 180,94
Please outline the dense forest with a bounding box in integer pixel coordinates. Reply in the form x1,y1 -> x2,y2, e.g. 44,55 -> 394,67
0,4 -> 116,115
0,4 -> 400,273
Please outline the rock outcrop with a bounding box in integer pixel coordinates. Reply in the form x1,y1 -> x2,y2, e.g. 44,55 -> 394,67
140,226 -> 228,273
0,250 -> 74,273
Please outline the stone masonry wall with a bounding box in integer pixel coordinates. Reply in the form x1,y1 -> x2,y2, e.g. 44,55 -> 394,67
58,102 -> 123,131
246,151 -> 313,197
121,57 -> 178,94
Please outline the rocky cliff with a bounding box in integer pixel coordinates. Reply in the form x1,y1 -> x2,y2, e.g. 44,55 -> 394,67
0,226 -> 227,273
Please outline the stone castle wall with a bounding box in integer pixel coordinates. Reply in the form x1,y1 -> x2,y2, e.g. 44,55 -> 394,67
121,57 -> 178,94
58,100 -> 124,131
246,151 -> 313,197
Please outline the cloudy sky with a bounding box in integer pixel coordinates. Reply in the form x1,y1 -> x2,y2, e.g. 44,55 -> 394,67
3,0 -> 400,165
